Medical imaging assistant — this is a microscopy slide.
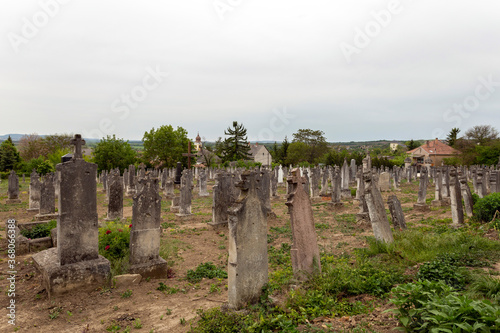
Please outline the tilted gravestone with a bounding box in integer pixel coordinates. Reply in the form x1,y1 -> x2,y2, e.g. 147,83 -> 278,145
387,195 -> 407,230
459,171 -> 474,217
449,167 -> 464,226
286,168 -> 321,281
129,174 -> 168,278
33,135 -> 110,297
363,170 -> 394,243
227,171 -> 268,310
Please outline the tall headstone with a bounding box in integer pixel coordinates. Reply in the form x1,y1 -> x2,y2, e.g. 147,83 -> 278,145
309,167 -> 320,199
320,168 -> 329,196
356,163 -> 369,223
449,167 -> 464,226
174,162 -> 182,185
341,159 -> 352,198
176,169 -> 193,217
105,168 -> 123,221
387,195 -> 407,230
129,174 -> 167,277
286,168 -> 321,280
432,167 -> 443,206
33,134 -> 110,297
379,172 -> 391,191
363,171 -> 394,243
459,171 -> 474,217
227,171 -> 268,309
277,165 -> 284,184
163,178 -> 174,199
198,168 -> 209,197
6,170 -> 21,203
27,169 -> 41,212
210,172 -> 238,228
126,165 -> 136,196
414,168 -> 430,212
328,166 -> 343,211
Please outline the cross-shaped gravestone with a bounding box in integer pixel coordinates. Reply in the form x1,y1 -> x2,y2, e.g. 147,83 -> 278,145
71,134 -> 86,159
182,141 -> 196,169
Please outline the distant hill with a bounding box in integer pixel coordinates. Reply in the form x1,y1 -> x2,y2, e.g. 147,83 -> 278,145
0,134 -> 25,141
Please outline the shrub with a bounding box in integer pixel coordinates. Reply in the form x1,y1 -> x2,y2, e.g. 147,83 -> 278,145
389,280 -> 500,331
186,262 -> 227,283
473,192 -> 500,222
20,220 -> 57,239
98,220 -> 131,261
417,254 -> 467,289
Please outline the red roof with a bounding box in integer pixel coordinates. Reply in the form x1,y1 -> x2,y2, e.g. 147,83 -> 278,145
407,139 -> 460,156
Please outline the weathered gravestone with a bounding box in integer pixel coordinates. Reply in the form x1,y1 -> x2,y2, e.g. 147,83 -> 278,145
414,168 -> 430,212
174,162 -> 182,185
176,169 -> 193,217
27,170 -> 41,212
129,174 -> 168,278
286,169 -> 321,281
341,159 -> 352,199
33,135 -> 110,297
209,172 -> 237,228
228,171 -> 268,310
6,170 -> 21,204
432,167 -> 443,206
356,161 -> 370,223
387,195 -> 407,230
198,168 -> 209,197
379,172 -> 391,192
449,167 -> 464,226
163,178 -> 174,199
105,168 -> 123,221
459,172 -> 474,217
319,167 -> 329,197
328,166 -> 343,211
126,165 -> 136,196
309,167 -> 320,199
35,173 -> 58,221
363,171 -> 394,243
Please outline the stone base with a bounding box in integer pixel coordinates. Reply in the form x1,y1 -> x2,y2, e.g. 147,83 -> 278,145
207,221 -> 228,230
341,189 -> 352,199
27,208 -> 39,212
431,200 -> 443,207
32,248 -> 110,298
6,199 -> 22,204
413,203 -> 431,212
34,213 -> 58,221
170,206 -> 179,213
356,212 -> 370,224
441,198 -> 451,206
327,202 -> 344,211
128,257 -> 168,279
271,195 -> 280,200
198,192 -> 209,197
176,213 -> 193,219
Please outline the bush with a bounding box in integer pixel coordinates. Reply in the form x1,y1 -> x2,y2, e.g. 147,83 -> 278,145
186,262 -> 227,283
473,192 -> 500,222
417,254 -> 467,289
20,220 -> 57,239
389,280 -> 500,331
98,220 -> 131,261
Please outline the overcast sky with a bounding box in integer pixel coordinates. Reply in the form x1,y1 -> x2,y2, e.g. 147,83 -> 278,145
1,0 -> 499,142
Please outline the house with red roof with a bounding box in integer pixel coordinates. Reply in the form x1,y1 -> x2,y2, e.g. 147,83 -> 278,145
406,138 -> 460,166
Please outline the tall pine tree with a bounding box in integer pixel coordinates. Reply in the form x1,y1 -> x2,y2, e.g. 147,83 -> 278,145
0,136 -> 21,171
223,121 -> 251,162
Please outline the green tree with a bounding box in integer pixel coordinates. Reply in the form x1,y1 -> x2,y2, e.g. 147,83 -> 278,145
285,142 -> 310,165
446,128 -> 460,147
280,136 -> 290,165
93,135 -> 137,173
43,133 -> 73,155
222,121 -> 251,162
18,133 -> 47,161
292,129 -> 329,163
406,139 -> 419,150
143,125 -> 190,168
0,136 -> 21,171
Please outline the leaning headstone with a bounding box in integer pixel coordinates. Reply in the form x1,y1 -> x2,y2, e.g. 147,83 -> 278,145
227,171 -> 268,310
129,175 -> 168,278
414,168 -> 430,212
198,169 -> 209,197
387,195 -> 407,230
286,169 -> 321,281
32,135 -> 110,297
27,170 -> 41,212
6,170 -> 21,203
105,169 -> 123,221
176,169 -> 193,217
35,173 -> 58,221
363,171 -> 394,243
459,172 -> 474,217
356,164 -> 370,223
449,168 -> 464,226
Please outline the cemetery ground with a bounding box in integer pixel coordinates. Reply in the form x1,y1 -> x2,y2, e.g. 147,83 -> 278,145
0,179 -> 500,332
